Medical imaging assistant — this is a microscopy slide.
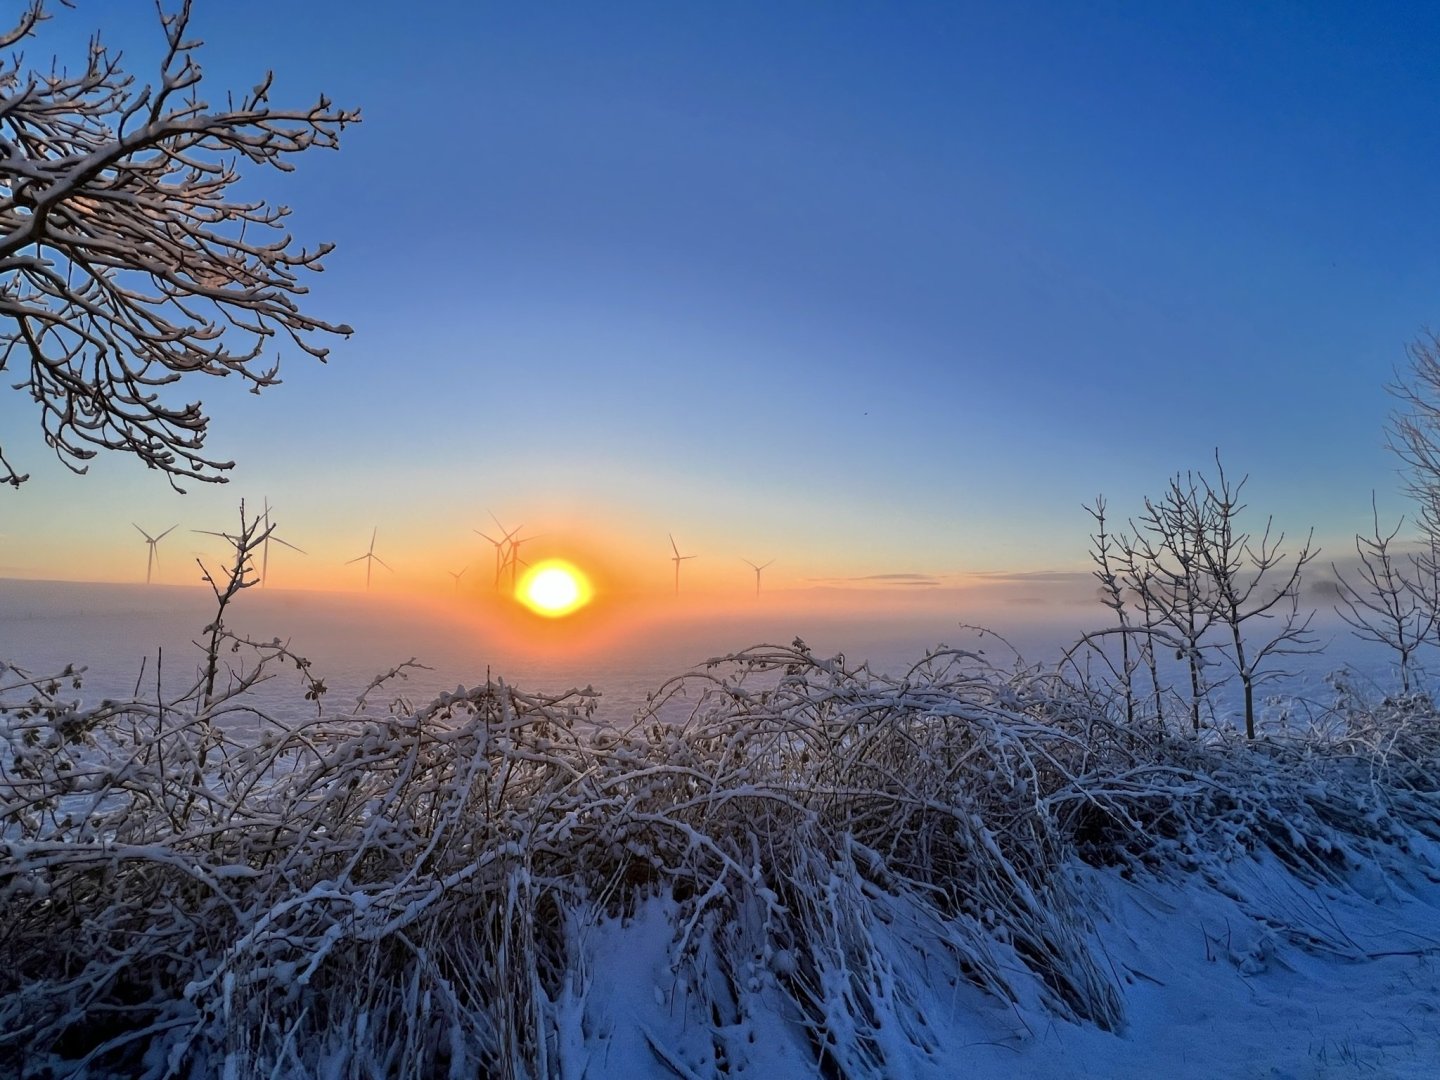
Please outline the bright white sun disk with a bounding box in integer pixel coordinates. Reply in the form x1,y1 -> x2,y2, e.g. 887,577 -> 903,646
517,560 -> 591,617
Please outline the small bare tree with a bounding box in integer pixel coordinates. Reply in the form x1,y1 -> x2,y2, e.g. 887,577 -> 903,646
1093,458 -> 1318,739
1193,456 -> 1317,740
0,1 -> 358,489
1390,333 -> 1440,647
1389,331 -> 1440,520
1412,511 -> 1440,649
1124,472 -> 1218,734
1130,566 -> 1166,724
1333,497 -> 1436,694
1085,496 -> 1137,725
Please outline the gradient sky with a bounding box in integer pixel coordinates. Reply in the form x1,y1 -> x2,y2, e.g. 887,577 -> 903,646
3,1 -> 1439,602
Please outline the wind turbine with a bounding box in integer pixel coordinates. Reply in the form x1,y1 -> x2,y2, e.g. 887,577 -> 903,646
474,512 -> 521,591
448,565 -> 468,592
133,523 -> 177,585
347,527 -> 393,590
474,528 -> 508,589
257,498 -> 305,587
742,558 -> 774,597
669,533 -> 696,597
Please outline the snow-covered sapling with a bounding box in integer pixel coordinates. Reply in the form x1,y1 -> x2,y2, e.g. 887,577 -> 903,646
1192,454 -> 1318,740
1333,497 -> 1435,694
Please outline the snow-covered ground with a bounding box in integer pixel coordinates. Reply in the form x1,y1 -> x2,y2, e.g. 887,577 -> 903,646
560,855 -> 1440,1079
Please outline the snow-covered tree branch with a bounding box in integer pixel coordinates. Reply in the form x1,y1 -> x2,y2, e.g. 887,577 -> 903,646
1333,496 -> 1436,693
0,0 -> 358,490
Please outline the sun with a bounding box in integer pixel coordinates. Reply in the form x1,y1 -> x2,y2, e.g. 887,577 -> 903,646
516,559 -> 592,617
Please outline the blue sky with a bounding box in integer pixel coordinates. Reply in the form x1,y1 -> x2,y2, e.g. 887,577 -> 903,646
2,1 -> 1438,595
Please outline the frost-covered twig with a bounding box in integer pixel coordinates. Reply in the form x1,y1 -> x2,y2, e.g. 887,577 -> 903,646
0,1 -> 358,489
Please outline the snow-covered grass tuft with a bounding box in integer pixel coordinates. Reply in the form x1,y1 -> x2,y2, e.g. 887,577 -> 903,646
3,626 -> 1440,1077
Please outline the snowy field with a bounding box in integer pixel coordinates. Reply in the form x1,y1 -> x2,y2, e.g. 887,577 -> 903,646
3,580 -> 1440,1079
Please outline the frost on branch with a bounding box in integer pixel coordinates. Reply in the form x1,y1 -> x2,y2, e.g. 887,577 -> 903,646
0,0 -> 358,490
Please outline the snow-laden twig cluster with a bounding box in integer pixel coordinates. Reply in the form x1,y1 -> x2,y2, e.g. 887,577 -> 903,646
0,1 -> 357,489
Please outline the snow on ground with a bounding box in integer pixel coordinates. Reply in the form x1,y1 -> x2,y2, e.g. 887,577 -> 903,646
980,859 -> 1440,1079
561,855 -> 1440,1079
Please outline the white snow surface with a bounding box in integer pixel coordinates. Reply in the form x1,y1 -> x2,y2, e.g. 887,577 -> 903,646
540,854 -> 1440,1079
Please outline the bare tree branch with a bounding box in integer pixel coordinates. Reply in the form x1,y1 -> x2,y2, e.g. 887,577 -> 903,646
0,0 -> 359,489
1124,470 -> 1220,734
1387,330 -> 1440,646
1193,453 -> 1318,739
1333,495 -> 1436,693
1086,495 -> 1138,726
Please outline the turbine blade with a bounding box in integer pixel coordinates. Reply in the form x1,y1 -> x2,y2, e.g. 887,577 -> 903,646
375,555 -> 394,572
133,523 -> 154,542
157,525 -> 178,542
369,526 -> 378,552
490,512 -> 520,541
272,537 -> 306,554
345,554 -> 367,565
474,529 -> 500,545
669,533 -> 680,557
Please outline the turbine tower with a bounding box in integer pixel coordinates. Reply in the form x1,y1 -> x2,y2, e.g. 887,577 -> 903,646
474,528 -> 508,590
258,498 -> 305,587
347,527 -> 393,590
669,533 -> 696,596
133,523 -> 177,585
743,558 -> 774,597
508,529 -> 536,589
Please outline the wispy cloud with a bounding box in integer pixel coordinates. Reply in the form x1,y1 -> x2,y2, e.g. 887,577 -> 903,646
966,569 -> 1091,585
806,572 -> 944,588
